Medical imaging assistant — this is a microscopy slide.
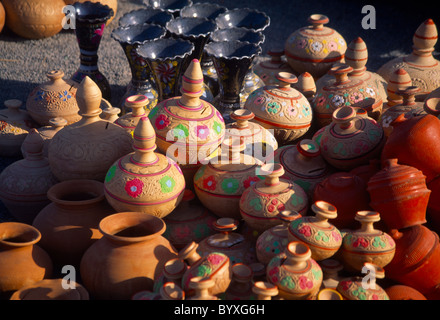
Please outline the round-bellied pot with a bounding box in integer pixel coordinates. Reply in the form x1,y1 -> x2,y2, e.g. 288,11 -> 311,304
385,285 -> 427,301
114,95 -> 148,134
9,279 -> 89,300
254,48 -> 295,86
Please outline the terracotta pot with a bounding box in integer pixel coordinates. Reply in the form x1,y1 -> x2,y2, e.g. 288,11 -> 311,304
179,241 -> 232,297
266,241 -> 323,300
64,0 -> 118,25
223,263 -> 255,300
349,159 -> 381,186
254,48 -> 294,85
48,76 -> 133,182
80,211 -> 178,300
385,68 -> 412,108
385,225 -> 440,299
367,158 -> 430,230
32,179 -> 115,269
9,279 -> 89,300
252,281 -> 279,300
2,0 -> 65,39
239,163 -> 309,233
0,1 -> 5,33
320,258 -> 344,289
385,285 -> 427,300
187,277 -> 218,300
339,211 -> 396,273
152,258 -> 188,293
313,171 -> 372,230
0,129 -> 58,224
288,201 -> 342,261
114,95 -> 148,134
0,222 -> 53,299
26,70 -> 80,127
381,112 -> 440,183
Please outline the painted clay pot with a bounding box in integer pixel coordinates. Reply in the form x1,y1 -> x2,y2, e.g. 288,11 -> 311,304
320,258 -> 344,289
104,117 -> 185,219
244,72 -> 313,146
255,210 -> 302,265
385,285 -> 427,301
147,59 -> 225,188
26,70 -> 80,126
288,201 -> 342,261
0,222 -> 53,299
252,281 -> 279,300
315,37 -> 388,103
381,112 -> 440,183
197,218 -> 258,265
193,137 -> 262,219
2,0 -> 64,39
114,95 -> 148,134
385,225 -> 440,299
10,279 -> 89,300
48,76 -> 133,182
0,129 -> 58,224
336,263 -> 389,300
294,72 -> 317,103
226,109 -> 278,163
143,0 -> 192,17
377,19 -> 440,102
424,89 -> 440,118
32,179 -> 115,269
70,1 -> 114,101
367,158 -> 431,230
313,106 -> 385,171
379,86 -> 427,137
313,171 -> 372,230
284,14 -> 347,79
80,211 -> 178,300
0,99 -> 37,158
187,277 -> 218,300
64,0 -> 118,25
223,263 -> 255,300
21,117 -> 67,159
340,211 -> 396,273
272,139 -> 332,199
312,64 -> 383,127
111,23 -> 167,113
239,163 -> 309,233
316,288 -> 344,300
163,189 -> 217,250
152,257 -> 188,293
254,48 -> 294,85
384,68 -> 413,108
266,241 -> 323,300
0,1 -> 5,33
179,241 -> 232,297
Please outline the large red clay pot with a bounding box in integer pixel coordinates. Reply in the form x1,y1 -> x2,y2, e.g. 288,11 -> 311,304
385,285 -> 427,300
381,113 -> 440,183
385,225 -> 440,299
367,158 -> 430,230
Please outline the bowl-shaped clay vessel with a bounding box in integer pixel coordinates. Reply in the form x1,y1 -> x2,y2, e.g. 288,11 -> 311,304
119,7 -> 174,27
215,8 -> 270,33
180,2 -> 227,20
143,0 -> 193,15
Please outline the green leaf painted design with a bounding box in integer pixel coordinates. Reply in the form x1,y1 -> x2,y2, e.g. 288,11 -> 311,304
173,123 -> 189,139
250,198 -> 263,211
280,276 -> 295,289
159,175 -> 176,193
290,193 -> 304,207
105,165 -> 116,183
221,178 -> 239,194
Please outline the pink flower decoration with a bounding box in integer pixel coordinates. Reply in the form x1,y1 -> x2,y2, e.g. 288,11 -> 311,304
207,254 -> 224,266
216,111 -> 224,123
340,280 -> 352,291
254,96 -> 265,105
203,176 -> 217,191
315,96 -> 326,107
175,226 -> 191,239
125,178 -> 144,198
287,105 -> 298,117
268,266 -> 279,277
332,231 -> 342,242
244,176 -> 260,189
155,114 -> 170,130
298,225 -> 312,237
353,237 -> 369,248
297,39 -> 307,49
350,92 -> 364,103
327,41 -> 338,51
195,125 -> 210,140
299,276 -> 313,290
92,24 -> 105,44
267,204 -> 276,212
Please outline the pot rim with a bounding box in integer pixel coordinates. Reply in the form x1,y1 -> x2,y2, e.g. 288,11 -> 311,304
47,179 -> 106,207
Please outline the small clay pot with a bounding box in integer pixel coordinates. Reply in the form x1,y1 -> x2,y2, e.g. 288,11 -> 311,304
10,279 -> 89,300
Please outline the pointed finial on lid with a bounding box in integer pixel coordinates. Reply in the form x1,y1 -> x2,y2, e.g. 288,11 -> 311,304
132,116 -> 158,164
76,76 -> 103,118
413,18 -> 438,51
387,68 -> 412,107
22,128 -> 44,158
296,72 -> 316,99
345,37 -> 368,74
179,59 -> 204,108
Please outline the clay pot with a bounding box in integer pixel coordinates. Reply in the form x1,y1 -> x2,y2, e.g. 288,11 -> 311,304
266,241 -> 323,300
0,129 -> 58,224
252,281 -> 279,300
10,279 -> 89,300
294,72 -> 317,103
377,19 -> 440,102
147,58 -> 225,187
385,68 -> 413,108
243,72 -> 313,146
0,99 -> 37,158
385,285 -> 427,300
193,137 -> 262,219
179,241 -> 232,297
239,163 -> 309,233
288,201 -> 342,261
0,1 -> 5,33
384,225 -> 440,299
316,288 -> 344,300
313,106 -> 385,171
284,14 -> 347,79
313,171 -> 372,230
132,282 -> 185,300
320,258 -> 344,289
64,0 -> 118,25
255,210 -> 301,265
114,95 -> 148,134
312,64 -> 383,127
48,76 -> 133,182
340,211 -> 396,273
152,257 -> 188,293
26,70 -> 80,127
80,211 -> 178,300
32,179 -> 115,269
197,218 -> 258,265
187,277 -> 218,300
254,48 -> 294,85
0,222 -> 53,299
381,112 -> 440,183
367,159 -> 430,230
226,109 -> 278,163
224,263 -> 255,300
336,263 -> 389,300
2,0 -> 65,39
163,189 -> 217,250
349,159 -> 381,186
100,105 -> 121,123
272,139 -> 332,199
